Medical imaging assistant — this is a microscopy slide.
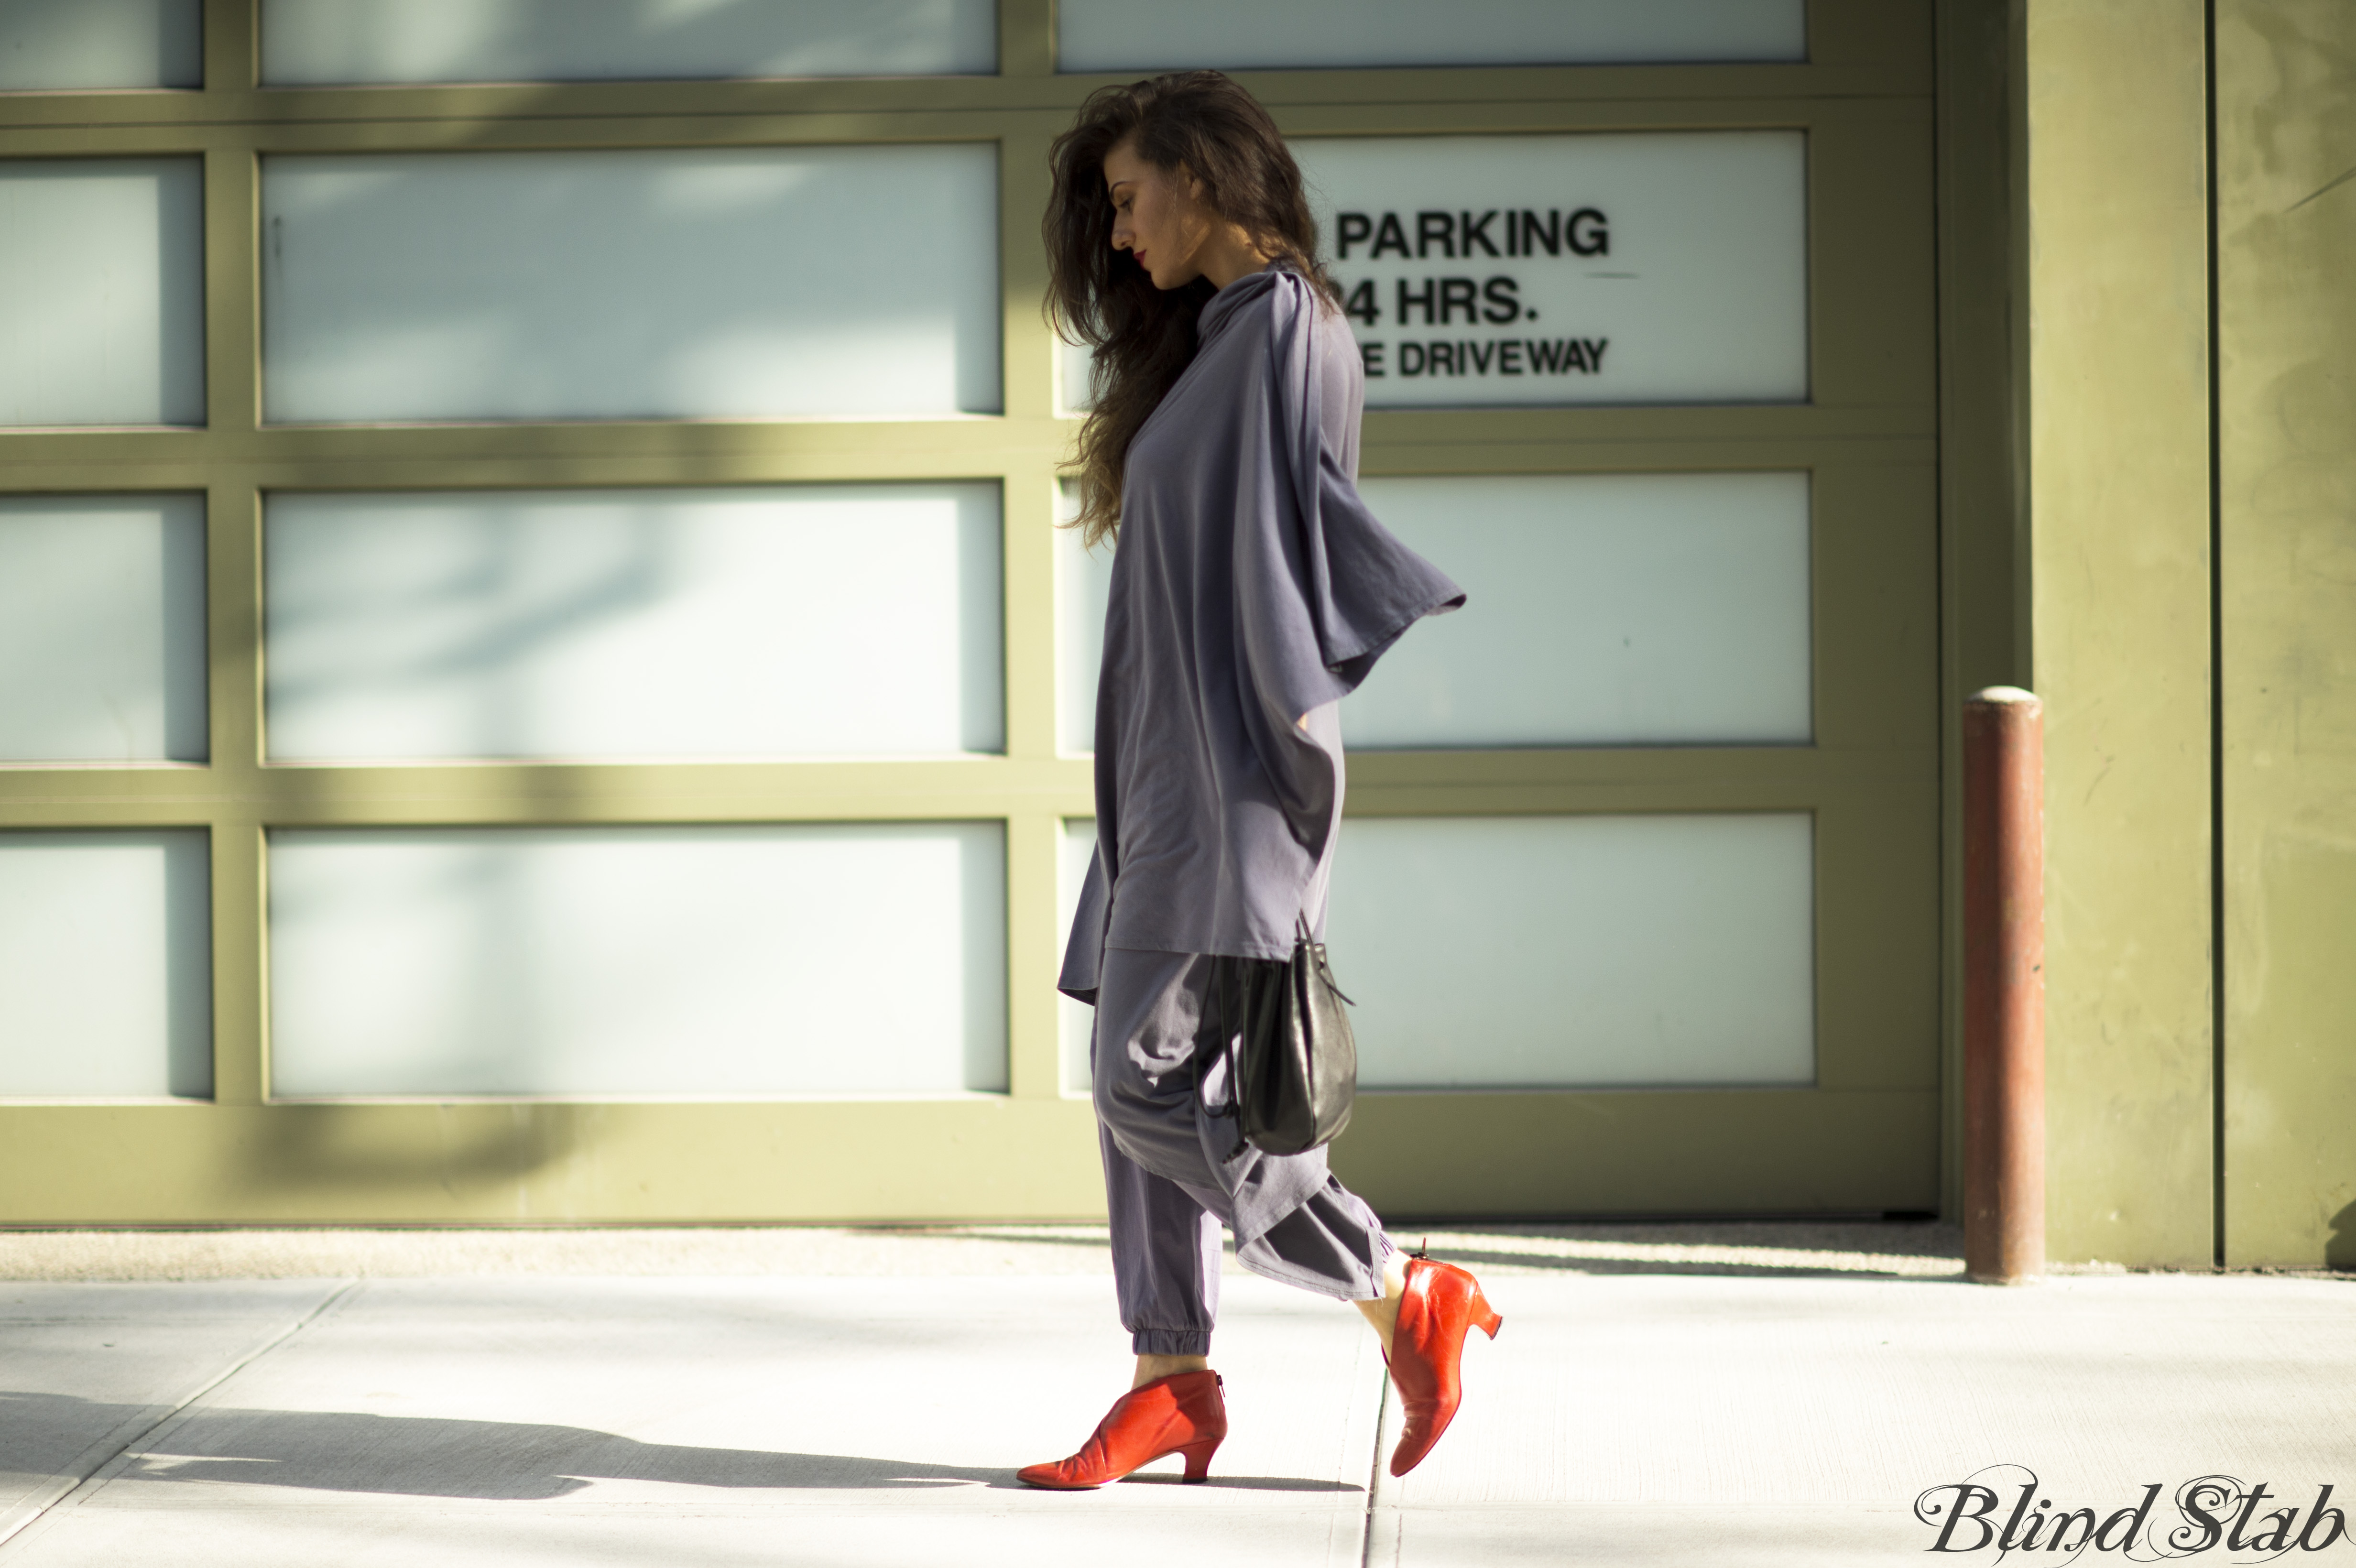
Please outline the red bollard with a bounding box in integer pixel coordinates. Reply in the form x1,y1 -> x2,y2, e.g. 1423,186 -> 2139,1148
1963,687 -> 2046,1283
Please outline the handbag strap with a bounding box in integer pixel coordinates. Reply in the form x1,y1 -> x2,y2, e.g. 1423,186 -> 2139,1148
1193,958 -> 1250,1163
1292,913 -> 1355,1005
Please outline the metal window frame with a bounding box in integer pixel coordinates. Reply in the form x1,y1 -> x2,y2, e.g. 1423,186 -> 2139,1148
0,0 -> 1940,1222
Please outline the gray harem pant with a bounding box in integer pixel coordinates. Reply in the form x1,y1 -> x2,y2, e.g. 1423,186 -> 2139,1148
1092,947 -> 1394,1355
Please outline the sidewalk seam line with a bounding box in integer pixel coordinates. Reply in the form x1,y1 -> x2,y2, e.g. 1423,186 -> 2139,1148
1359,1365 -> 1389,1568
0,1278 -> 363,1559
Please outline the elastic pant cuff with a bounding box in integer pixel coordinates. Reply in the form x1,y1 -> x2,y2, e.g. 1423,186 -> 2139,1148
1131,1329 -> 1212,1356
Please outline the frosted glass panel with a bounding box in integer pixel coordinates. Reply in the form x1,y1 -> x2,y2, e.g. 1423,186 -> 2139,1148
1060,473 -> 1810,751
1326,815 -> 1813,1089
1344,473 -> 1810,747
1058,817 -> 1099,1093
263,0 -> 994,84
0,494 -> 207,762
261,147 -> 1001,423
1056,490 -> 1114,755
0,0 -> 200,90
269,824 -> 1006,1097
1295,133 -> 1808,406
1058,335 -> 1097,415
0,831 -> 211,1099
0,159 -> 204,425
265,485 -> 1001,761
1060,0 -> 1804,70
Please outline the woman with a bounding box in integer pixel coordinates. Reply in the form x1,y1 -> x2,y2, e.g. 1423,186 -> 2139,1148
1023,72 -> 1497,1492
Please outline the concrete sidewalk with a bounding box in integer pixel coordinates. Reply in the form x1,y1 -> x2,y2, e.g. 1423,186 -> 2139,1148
0,1226 -> 2349,1566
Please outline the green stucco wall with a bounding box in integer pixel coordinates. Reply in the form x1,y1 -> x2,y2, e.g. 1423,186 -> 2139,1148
2215,0 -> 2356,1270
2022,0 -> 2217,1267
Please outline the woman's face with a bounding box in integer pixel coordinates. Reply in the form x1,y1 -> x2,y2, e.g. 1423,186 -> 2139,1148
1103,138 -> 1214,290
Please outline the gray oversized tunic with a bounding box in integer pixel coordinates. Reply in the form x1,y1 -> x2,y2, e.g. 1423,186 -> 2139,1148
1059,264 -> 1464,1000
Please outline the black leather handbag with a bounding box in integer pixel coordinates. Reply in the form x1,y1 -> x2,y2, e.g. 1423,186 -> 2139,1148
1199,917 -> 1358,1158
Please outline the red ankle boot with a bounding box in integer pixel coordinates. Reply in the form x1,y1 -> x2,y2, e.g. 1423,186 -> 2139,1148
1385,1256 -> 1502,1477
1018,1370 -> 1227,1490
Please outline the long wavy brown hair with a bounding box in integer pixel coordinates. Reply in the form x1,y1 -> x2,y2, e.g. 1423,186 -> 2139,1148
1044,72 -> 1339,548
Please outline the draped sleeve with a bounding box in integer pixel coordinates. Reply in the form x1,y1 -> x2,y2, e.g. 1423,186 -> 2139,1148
1059,267 -> 1463,1003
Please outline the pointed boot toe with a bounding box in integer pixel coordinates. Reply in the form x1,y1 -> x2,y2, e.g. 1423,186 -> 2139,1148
1385,1256 -> 1502,1478
1018,1370 -> 1227,1490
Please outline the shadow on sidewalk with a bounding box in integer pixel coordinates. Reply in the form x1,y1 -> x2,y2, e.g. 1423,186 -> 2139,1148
0,1391 -> 1353,1500
923,1224 -> 1970,1281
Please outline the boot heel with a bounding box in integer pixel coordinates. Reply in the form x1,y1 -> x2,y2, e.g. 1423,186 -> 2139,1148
1470,1285 -> 1503,1339
1178,1438 -> 1221,1482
